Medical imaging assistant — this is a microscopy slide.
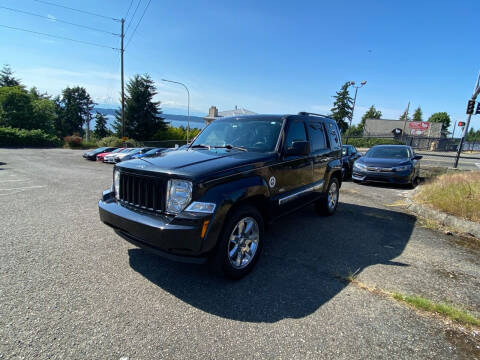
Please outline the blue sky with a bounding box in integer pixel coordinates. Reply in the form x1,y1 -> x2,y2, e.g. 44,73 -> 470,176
0,0 -> 479,135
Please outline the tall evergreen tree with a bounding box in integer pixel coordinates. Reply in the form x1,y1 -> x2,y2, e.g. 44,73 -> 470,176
113,74 -> 166,140
94,112 -> 110,138
58,86 -> 95,136
360,105 -> 382,130
330,82 -> 353,133
412,106 -> 423,122
0,65 -> 21,87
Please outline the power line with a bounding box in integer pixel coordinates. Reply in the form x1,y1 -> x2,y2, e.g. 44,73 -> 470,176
124,0 -> 134,20
0,6 -> 119,36
0,24 -> 120,50
125,0 -> 142,34
125,0 -> 151,49
31,0 -> 120,22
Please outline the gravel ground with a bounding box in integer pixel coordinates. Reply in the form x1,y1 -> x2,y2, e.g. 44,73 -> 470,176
0,148 -> 479,359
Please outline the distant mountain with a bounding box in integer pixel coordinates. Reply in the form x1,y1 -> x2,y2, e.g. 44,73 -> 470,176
93,107 -> 205,123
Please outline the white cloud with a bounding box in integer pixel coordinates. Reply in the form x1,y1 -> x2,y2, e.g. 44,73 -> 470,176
47,14 -> 56,21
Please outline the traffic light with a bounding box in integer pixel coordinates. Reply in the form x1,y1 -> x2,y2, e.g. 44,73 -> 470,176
467,100 -> 475,114
476,102 -> 480,115
458,121 -> 466,127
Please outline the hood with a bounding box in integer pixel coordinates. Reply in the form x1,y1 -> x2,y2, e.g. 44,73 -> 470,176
357,157 -> 411,167
118,148 -> 275,180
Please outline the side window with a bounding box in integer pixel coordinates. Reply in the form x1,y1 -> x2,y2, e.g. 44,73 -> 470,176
285,121 -> 307,149
309,122 -> 327,152
351,146 -> 357,154
327,122 -> 342,150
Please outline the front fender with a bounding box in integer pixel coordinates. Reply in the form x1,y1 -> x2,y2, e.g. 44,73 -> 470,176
198,175 -> 269,253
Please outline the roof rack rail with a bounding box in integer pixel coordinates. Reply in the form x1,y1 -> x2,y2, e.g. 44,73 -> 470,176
298,111 -> 331,118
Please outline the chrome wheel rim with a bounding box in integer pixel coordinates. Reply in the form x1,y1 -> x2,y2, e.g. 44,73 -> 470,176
328,182 -> 338,210
227,217 -> 260,269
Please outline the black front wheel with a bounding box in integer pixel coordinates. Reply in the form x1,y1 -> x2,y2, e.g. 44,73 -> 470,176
209,205 -> 264,280
315,177 -> 340,216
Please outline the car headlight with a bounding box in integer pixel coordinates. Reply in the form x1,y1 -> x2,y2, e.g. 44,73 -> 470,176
354,162 -> 367,170
166,179 -> 192,214
393,165 -> 411,172
113,169 -> 120,199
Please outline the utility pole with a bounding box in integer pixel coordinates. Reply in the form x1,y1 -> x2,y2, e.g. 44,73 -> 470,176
401,101 -> 410,140
120,18 -> 126,141
346,80 -> 367,144
454,71 -> 480,168
86,111 -> 90,142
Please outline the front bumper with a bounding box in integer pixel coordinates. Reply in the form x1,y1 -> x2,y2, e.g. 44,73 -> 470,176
98,190 -> 210,264
352,168 -> 412,184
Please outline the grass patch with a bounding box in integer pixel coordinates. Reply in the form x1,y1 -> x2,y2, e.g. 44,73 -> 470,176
415,172 -> 480,222
392,293 -> 480,327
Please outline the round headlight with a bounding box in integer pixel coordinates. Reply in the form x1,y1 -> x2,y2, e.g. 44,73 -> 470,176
113,169 -> 120,199
166,179 -> 192,214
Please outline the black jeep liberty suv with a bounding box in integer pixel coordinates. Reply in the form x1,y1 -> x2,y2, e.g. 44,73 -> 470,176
99,112 -> 343,279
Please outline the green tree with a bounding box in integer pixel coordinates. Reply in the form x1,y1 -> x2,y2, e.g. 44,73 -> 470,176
330,82 -> 353,133
57,86 -> 95,136
31,98 -> 56,134
428,112 -> 451,131
93,112 -> 111,138
113,74 -> 166,140
360,105 -> 382,130
466,128 -> 480,142
412,107 -> 423,122
0,86 -> 33,129
0,65 -> 21,87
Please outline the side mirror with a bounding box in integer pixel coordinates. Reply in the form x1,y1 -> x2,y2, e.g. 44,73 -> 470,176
286,140 -> 310,156
414,155 -> 423,160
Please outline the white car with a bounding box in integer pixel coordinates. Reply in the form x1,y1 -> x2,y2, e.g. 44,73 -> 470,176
104,148 -> 134,163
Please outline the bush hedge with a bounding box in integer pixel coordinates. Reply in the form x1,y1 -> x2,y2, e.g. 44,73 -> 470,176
97,136 -> 139,147
346,137 -> 403,148
0,127 -> 62,147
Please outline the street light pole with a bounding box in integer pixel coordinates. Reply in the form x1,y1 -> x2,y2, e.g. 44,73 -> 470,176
161,79 -> 190,143
346,80 -> 367,144
120,18 -> 125,141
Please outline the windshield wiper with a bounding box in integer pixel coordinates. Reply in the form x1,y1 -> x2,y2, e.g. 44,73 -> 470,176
190,144 -> 211,150
214,144 -> 248,152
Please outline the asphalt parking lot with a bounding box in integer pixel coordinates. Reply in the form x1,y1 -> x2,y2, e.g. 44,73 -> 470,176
1,148 -> 479,359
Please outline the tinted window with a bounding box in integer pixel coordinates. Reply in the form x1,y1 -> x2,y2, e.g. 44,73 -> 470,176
285,121 -> 307,148
327,122 -> 342,150
309,122 -> 327,151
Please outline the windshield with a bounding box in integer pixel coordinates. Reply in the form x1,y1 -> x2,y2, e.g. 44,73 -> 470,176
111,148 -> 124,153
366,147 -> 410,159
191,117 -> 283,152
145,148 -> 161,155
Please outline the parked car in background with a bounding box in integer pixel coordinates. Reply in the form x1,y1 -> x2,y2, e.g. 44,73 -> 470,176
97,148 -> 125,162
115,148 -> 154,163
83,147 -> 117,161
131,148 -> 166,159
341,145 -> 361,179
352,145 -> 422,188
99,112 -> 343,279
104,148 -> 134,163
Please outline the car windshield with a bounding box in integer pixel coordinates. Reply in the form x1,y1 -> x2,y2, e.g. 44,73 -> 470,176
191,117 -> 284,152
366,147 -> 409,159
111,148 -> 123,153
145,148 -> 161,155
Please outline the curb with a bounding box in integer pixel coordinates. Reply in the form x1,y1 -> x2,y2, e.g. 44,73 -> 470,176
405,189 -> 480,239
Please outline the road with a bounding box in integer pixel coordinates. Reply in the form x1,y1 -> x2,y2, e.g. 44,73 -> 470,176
1,149 -> 479,359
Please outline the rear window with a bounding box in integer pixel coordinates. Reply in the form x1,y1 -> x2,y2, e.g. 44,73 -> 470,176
309,122 -> 327,152
327,122 -> 342,150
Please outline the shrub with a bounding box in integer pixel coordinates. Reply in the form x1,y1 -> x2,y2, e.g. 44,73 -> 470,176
97,136 -> 138,147
0,126 -> 62,147
63,134 -> 83,148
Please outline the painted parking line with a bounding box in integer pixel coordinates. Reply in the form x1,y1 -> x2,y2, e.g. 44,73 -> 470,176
0,185 -> 46,196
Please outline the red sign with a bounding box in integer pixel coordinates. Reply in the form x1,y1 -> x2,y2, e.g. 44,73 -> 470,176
408,122 -> 430,131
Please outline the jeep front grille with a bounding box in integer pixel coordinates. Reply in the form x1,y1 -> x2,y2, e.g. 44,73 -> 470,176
119,172 -> 165,212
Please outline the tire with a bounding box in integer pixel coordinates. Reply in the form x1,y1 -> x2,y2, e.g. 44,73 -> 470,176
315,177 -> 340,216
209,205 -> 264,280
